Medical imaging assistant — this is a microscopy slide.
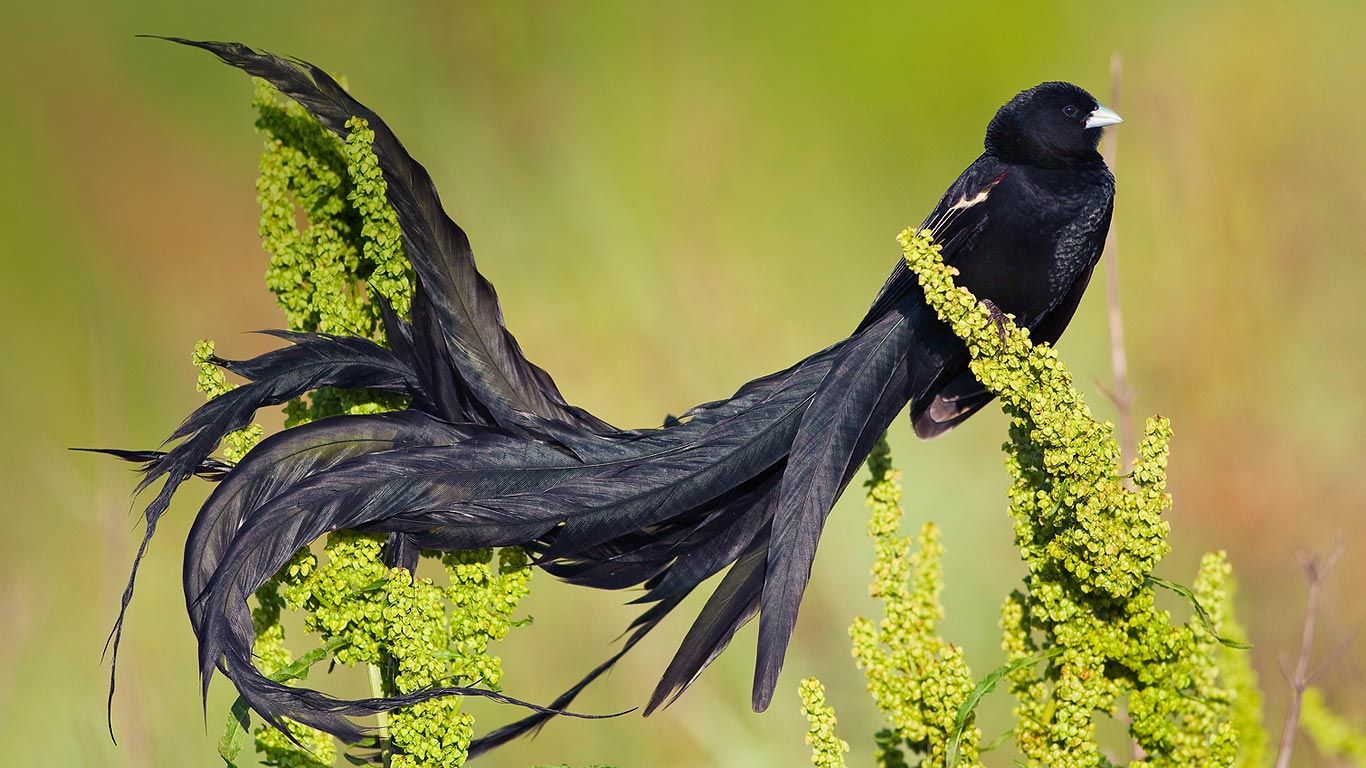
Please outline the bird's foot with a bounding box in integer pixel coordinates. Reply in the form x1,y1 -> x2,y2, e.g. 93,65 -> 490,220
981,299 -> 1011,346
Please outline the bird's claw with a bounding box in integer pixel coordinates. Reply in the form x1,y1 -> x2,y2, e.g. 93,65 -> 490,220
981,299 -> 1010,346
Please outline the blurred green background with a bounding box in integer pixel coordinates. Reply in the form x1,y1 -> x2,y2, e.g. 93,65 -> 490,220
4,1 -> 1365,765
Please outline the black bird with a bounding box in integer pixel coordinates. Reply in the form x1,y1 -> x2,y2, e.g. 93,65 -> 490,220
97,38 -> 1119,755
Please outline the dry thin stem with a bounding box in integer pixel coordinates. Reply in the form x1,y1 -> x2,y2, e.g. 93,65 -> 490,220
1099,52 -> 1136,475
1096,53 -> 1146,764
1274,541 -> 1346,768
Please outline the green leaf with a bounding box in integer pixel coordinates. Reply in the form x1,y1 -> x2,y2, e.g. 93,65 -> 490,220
351,577 -> 389,596
217,696 -> 251,766
218,638 -> 349,765
947,648 -> 1063,768
979,727 -> 1014,753
1147,576 -> 1253,650
269,636 -> 352,684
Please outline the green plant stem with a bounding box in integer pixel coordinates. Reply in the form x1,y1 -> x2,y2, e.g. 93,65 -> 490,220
369,663 -> 391,766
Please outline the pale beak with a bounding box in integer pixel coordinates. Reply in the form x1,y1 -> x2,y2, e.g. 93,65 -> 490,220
1085,104 -> 1123,129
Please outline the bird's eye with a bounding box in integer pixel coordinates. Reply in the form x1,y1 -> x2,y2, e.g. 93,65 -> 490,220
1062,105 -> 1079,118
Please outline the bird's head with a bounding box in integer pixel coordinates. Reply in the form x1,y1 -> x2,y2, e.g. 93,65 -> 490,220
984,81 -> 1121,169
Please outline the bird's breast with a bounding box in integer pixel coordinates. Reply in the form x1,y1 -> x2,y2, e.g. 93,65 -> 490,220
953,174 -> 1109,327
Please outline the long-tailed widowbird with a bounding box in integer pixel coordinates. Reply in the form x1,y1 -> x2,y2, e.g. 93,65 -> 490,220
94,38 -> 1119,756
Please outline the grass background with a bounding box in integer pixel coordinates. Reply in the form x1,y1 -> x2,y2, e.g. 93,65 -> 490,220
3,2 -> 1365,765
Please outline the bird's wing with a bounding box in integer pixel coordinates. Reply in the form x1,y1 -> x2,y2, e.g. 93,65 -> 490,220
857,154 -> 1010,332
911,192 -> 1112,439
161,38 -> 611,435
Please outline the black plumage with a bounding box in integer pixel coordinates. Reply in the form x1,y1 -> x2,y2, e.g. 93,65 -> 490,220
97,39 -> 1118,755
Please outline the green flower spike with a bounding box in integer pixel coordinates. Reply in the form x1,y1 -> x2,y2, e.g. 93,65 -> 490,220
801,230 -> 1264,768
801,677 -> 851,768
902,227 -> 1241,767
209,83 -> 534,768
850,438 -> 980,768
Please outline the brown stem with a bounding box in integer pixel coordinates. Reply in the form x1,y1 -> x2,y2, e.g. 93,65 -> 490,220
1100,52 -> 1136,476
1274,542 -> 1344,768
1099,54 -> 1145,764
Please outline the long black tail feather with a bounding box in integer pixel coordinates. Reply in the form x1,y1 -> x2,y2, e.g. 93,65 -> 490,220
754,300 -> 940,710
182,342 -> 838,724
155,37 -> 613,436
466,593 -> 686,758
182,411 -> 474,634
102,331 -> 425,730
75,448 -> 234,481
92,36 -> 979,757
545,468 -> 778,598
219,640 -> 630,743
646,528 -> 771,714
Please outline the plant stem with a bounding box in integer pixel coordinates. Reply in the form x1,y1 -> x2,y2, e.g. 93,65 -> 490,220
1100,51 -> 1136,476
1099,50 -> 1144,763
369,662 -> 391,767
1274,543 -> 1344,768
